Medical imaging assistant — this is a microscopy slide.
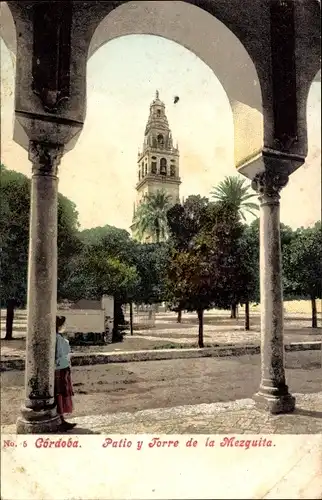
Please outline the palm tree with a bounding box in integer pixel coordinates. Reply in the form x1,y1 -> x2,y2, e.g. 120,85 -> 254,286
211,175 -> 259,320
132,190 -> 173,243
210,175 -> 259,221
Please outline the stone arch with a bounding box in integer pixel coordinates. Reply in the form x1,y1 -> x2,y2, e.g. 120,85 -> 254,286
0,3 -> 16,61
1,1 -> 319,168
85,0 -> 264,172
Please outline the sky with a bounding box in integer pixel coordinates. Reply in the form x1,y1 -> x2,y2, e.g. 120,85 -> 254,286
1,34 -> 321,231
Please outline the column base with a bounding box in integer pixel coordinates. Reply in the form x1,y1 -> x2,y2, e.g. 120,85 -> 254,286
253,389 -> 296,415
16,406 -> 62,434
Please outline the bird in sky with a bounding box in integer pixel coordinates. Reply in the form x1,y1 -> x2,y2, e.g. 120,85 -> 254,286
174,96 -> 180,104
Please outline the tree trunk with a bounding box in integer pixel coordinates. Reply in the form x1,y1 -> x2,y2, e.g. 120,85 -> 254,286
230,303 -> 237,319
311,295 -> 317,328
129,302 -> 133,336
177,308 -> 182,323
155,226 -> 160,244
244,301 -> 250,331
5,299 -> 15,340
112,300 -> 125,342
197,309 -> 204,348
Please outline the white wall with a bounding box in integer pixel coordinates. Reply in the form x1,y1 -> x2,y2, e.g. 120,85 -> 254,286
57,295 -> 114,337
101,295 -> 114,332
57,309 -> 105,336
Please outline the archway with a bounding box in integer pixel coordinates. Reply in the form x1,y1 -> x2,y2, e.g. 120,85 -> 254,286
1,0 -> 320,434
60,33 -> 236,231
86,0 -> 264,173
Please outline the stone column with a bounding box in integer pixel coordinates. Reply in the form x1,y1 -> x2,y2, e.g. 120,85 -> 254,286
16,141 -> 63,434
252,170 -> 295,414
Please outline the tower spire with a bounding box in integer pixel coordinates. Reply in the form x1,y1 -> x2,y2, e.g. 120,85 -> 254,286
156,89 -> 159,99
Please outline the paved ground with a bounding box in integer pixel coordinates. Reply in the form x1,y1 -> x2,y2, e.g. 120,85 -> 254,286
2,350 -> 321,426
2,392 -> 322,434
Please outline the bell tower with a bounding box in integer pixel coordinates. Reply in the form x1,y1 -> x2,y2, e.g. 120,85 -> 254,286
134,90 -> 181,209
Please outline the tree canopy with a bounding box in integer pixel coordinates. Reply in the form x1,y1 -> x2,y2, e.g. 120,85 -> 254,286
0,164 -> 82,337
283,222 -> 322,327
1,162 -> 320,342
0,164 -> 30,310
166,197 -> 245,346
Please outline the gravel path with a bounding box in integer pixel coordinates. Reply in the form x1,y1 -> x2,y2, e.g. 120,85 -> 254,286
1,350 -> 321,425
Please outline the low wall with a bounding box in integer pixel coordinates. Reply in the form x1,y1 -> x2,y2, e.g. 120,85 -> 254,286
57,309 -> 105,336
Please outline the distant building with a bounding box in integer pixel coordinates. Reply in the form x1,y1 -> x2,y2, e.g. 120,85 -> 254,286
131,91 -> 181,240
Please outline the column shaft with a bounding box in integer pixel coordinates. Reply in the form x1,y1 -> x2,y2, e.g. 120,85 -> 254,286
252,170 -> 295,414
17,141 -> 63,433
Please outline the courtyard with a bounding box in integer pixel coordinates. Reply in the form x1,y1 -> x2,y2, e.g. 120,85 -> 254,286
2,319 -> 321,433
1,350 -> 321,430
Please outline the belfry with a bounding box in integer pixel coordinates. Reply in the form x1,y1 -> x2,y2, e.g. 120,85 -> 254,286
134,91 -> 181,209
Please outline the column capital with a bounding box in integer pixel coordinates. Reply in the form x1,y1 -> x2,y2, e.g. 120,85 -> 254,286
251,171 -> 289,204
28,141 -> 64,177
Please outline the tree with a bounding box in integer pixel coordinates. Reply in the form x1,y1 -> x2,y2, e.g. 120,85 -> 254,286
167,199 -> 244,346
63,249 -> 139,302
0,165 -> 29,339
57,193 -> 82,300
132,190 -> 173,243
0,165 -> 82,339
63,246 -> 139,342
167,195 -> 209,251
133,242 -> 169,305
210,176 -> 259,221
283,222 -> 322,328
63,225 -> 138,340
235,223 -> 260,330
79,225 -> 135,258
167,195 -> 209,321
210,176 -> 259,318
167,250 -> 211,347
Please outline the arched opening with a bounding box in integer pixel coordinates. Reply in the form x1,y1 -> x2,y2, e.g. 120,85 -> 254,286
87,1 -> 264,173
157,134 -> 164,147
52,33 -> 236,229
151,157 -> 157,175
160,158 -> 167,176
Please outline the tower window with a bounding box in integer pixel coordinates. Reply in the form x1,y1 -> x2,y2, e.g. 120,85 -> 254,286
170,165 -> 176,177
160,158 -> 167,176
157,134 -> 164,147
157,109 -> 161,116
151,161 -> 157,174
